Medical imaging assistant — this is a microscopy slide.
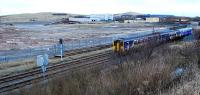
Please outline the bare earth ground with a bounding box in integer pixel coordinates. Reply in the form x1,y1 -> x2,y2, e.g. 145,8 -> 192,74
0,23 -> 166,76
0,23 -> 165,50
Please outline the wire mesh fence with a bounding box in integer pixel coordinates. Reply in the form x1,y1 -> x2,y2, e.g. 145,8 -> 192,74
0,37 -> 113,64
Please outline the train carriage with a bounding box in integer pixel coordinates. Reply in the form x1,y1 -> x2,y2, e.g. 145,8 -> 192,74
124,40 -> 134,51
112,27 -> 193,54
175,31 -> 182,37
178,28 -> 192,37
112,37 -> 136,53
169,32 -> 177,40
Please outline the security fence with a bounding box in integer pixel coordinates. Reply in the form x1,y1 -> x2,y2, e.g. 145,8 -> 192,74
0,29 -> 159,64
0,37 -> 113,64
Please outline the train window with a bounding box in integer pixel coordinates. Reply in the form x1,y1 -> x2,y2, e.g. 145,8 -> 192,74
114,41 -> 117,46
120,41 -> 124,46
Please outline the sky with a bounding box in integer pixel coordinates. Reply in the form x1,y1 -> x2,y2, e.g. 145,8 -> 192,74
0,0 -> 199,17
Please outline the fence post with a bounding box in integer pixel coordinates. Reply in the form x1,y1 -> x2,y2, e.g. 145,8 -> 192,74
88,39 -> 90,47
104,38 -> 106,44
86,39 -> 88,47
88,39 -> 89,47
101,38 -> 102,45
89,39 -> 90,47
85,39 -> 87,48
105,38 -> 107,44
72,40 -> 74,50
5,51 -> 8,63
30,48 -> 32,58
92,39 -> 95,47
98,39 -> 100,46
54,45 -> 56,56
4,51 -> 6,63
79,40 -> 80,49
92,39 -> 93,47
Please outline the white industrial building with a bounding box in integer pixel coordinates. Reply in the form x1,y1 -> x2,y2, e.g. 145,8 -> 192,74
68,14 -> 114,24
146,17 -> 160,23
69,17 -> 91,23
90,14 -> 114,21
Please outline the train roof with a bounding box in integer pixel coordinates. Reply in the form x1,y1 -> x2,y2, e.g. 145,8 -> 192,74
116,27 -> 192,41
119,32 -> 160,41
177,27 -> 192,31
160,29 -> 175,33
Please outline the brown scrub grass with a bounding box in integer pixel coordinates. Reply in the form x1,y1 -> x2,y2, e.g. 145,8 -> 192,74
8,40 -> 200,95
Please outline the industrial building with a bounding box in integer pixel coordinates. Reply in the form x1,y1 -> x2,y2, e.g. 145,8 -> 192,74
90,14 -> 114,21
114,14 -> 136,22
146,17 -> 160,23
68,17 -> 91,24
67,13 -> 189,24
114,14 -> 174,23
124,20 -> 135,23
160,17 -> 190,24
68,14 -> 114,23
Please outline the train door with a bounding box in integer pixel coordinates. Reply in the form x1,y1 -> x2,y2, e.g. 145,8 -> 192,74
112,40 -> 117,52
119,40 -> 124,52
124,41 -> 129,51
128,41 -> 134,48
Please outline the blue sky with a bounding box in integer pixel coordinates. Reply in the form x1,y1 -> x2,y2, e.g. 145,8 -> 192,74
0,0 -> 199,17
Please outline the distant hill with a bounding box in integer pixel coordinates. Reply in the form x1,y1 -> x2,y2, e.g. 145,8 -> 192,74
0,12 -> 84,23
0,12 -> 143,23
114,12 -> 143,16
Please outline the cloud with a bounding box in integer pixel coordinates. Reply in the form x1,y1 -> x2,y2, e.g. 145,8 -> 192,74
0,0 -> 199,16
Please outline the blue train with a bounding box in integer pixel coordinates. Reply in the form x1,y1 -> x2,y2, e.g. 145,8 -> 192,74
112,28 -> 192,53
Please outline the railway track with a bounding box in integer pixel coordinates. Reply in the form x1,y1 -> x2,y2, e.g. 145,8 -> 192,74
0,44 -> 111,64
63,44 -> 111,56
0,51 -> 111,83
0,44 -> 111,79
0,51 -> 113,94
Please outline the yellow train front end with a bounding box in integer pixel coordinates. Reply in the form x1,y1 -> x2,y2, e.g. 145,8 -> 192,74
112,39 -> 124,54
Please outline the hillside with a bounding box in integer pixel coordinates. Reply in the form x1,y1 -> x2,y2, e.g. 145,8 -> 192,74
0,12 -> 80,23
0,12 -> 143,23
114,12 -> 143,16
